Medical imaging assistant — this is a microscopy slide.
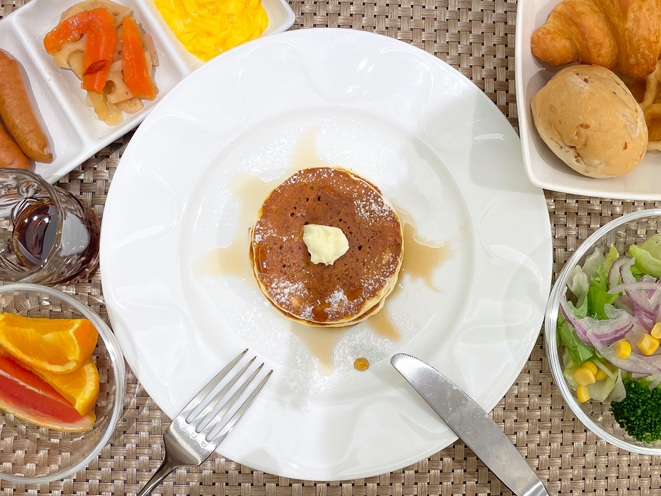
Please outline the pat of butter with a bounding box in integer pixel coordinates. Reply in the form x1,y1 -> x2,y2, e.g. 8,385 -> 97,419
303,224 -> 349,265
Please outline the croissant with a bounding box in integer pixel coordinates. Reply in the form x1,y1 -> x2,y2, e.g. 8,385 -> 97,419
531,0 -> 661,78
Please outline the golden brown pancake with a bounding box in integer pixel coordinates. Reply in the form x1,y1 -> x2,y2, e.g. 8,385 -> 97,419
250,167 -> 403,326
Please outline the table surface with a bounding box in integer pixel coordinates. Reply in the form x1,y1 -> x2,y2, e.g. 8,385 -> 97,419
2,0 -> 661,494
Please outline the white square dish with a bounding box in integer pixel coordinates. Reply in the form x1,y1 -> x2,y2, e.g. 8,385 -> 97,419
1,0 -> 295,183
515,0 -> 661,200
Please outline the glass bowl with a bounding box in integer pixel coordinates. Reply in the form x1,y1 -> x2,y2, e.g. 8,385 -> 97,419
0,283 -> 125,483
545,208 -> 661,454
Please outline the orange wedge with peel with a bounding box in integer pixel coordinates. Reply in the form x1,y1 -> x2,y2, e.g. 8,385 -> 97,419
0,313 -> 98,374
33,358 -> 100,415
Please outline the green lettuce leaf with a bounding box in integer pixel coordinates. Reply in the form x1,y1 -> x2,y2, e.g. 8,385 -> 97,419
641,233 -> 661,261
587,266 -> 618,320
563,350 -> 580,390
567,266 -> 589,306
557,297 -> 596,366
629,245 -> 661,278
588,372 -> 617,402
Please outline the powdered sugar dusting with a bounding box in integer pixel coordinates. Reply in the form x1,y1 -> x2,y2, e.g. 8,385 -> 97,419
267,279 -> 309,306
325,288 -> 349,319
354,196 -> 393,222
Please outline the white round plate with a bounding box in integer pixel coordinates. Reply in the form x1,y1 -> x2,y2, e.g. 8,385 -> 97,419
101,29 -> 552,481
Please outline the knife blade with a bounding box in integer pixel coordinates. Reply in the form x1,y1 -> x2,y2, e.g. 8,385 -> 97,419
391,353 -> 549,496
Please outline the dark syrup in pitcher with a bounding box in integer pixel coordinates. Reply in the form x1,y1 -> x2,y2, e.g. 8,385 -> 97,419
13,200 -> 59,267
12,200 -> 100,279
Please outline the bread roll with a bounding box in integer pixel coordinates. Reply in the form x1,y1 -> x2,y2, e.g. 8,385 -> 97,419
531,65 -> 647,178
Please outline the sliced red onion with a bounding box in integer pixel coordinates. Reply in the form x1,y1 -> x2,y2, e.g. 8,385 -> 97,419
609,282 -> 661,295
619,259 -> 656,330
609,257 -> 628,289
598,346 -> 661,376
559,294 -> 634,347
614,295 -> 635,314
559,294 -> 589,344
620,258 -> 637,284
636,315 -> 656,332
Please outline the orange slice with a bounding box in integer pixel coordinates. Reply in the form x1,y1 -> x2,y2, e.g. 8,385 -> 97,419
34,358 -> 100,415
0,313 -> 98,374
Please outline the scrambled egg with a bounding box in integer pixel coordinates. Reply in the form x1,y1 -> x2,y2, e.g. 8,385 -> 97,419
153,0 -> 268,61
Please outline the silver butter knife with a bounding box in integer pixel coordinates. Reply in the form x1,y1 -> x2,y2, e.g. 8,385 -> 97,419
391,353 -> 549,496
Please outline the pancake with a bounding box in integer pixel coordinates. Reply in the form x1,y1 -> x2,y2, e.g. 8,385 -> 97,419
250,167 -> 403,327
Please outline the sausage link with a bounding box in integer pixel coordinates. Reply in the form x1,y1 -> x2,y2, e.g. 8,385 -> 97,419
0,50 -> 53,163
0,123 -> 30,169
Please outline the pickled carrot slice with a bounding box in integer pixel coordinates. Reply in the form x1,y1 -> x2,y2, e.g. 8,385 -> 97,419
43,8 -> 118,93
122,17 -> 156,100
43,11 -> 91,55
82,8 -> 118,93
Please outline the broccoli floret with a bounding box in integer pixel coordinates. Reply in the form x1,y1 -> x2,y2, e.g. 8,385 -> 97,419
611,378 -> 661,443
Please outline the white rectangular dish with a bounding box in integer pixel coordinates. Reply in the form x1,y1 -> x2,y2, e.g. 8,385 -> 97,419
515,0 -> 661,200
2,0 -> 295,183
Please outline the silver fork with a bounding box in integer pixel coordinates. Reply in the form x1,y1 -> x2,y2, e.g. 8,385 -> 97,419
137,350 -> 272,496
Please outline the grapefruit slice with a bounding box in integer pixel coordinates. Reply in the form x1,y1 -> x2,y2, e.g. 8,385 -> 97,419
0,353 -> 95,431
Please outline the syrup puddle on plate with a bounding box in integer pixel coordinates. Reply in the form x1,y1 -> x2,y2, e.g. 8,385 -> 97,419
193,127 -> 453,374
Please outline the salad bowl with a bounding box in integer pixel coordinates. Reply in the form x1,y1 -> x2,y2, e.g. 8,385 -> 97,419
545,209 -> 661,454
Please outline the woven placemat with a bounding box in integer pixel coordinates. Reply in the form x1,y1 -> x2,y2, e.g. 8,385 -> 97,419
2,0 -> 661,494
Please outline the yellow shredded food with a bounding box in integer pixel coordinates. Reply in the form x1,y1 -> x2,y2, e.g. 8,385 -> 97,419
153,0 -> 268,61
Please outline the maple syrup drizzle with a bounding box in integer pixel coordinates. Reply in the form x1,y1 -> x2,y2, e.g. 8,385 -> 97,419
289,323 -> 348,376
193,127 -> 452,374
354,357 -> 370,371
400,216 -> 453,292
367,285 -> 403,341
192,129 -> 321,279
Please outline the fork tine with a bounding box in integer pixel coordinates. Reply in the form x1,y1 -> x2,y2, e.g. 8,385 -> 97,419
177,349 -> 248,422
198,364 -> 265,440
209,370 -> 273,446
189,356 -> 256,431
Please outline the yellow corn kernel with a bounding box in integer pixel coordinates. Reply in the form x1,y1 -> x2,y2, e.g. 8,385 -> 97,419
582,361 -> 599,375
595,368 -> 608,381
637,334 -> 660,356
616,340 -> 631,359
577,385 -> 590,403
574,366 -> 596,386
652,322 -> 661,340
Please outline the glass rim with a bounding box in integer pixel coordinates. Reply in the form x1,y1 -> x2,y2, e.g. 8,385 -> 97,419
545,208 -> 661,455
0,168 -> 66,282
0,283 -> 126,483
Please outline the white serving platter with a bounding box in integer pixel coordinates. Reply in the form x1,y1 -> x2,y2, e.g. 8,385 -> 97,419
515,0 -> 661,200
1,0 -> 294,183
